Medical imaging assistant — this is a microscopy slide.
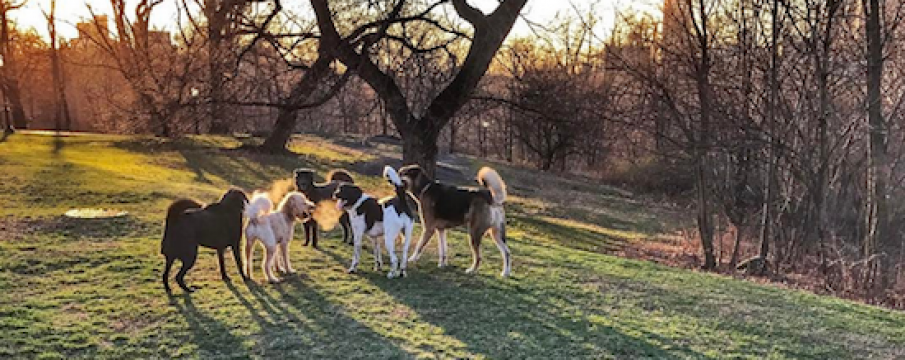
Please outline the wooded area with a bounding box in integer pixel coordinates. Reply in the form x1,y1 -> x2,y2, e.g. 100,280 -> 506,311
1,0 -> 904,304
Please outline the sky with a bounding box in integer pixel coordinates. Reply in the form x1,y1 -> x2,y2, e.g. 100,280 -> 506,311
11,0 -> 659,42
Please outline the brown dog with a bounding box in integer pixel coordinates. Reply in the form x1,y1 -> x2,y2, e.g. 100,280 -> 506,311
161,189 -> 248,293
294,169 -> 354,248
399,166 -> 512,277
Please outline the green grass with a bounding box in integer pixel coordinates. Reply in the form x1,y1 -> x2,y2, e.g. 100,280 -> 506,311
1,132 -> 904,359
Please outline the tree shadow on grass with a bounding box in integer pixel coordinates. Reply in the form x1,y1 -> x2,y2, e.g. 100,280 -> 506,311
314,243 -> 696,358
512,214 -> 627,255
365,268 -> 701,358
170,293 -> 252,359
176,147 -> 313,190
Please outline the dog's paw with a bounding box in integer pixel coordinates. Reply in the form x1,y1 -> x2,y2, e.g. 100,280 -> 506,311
387,271 -> 396,279
347,267 -> 357,274
400,270 -> 407,278
500,271 -> 511,278
465,267 -> 477,274
407,255 -> 420,263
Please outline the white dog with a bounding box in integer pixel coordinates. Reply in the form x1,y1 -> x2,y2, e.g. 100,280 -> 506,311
333,166 -> 415,278
244,191 -> 315,283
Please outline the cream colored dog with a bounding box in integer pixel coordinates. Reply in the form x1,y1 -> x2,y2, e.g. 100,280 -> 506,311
244,191 -> 315,283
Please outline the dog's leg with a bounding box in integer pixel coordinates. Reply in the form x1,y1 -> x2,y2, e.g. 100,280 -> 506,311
232,244 -> 247,281
163,256 -> 175,294
400,223 -> 413,277
217,248 -> 231,282
408,224 -> 436,263
384,226 -> 401,278
371,236 -> 383,271
244,238 -> 255,280
341,213 -> 352,245
264,244 -> 280,283
310,220 -> 320,249
465,228 -> 486,274
175,253 -> 197,293
285,228 -> 296,273
491,224 -> 512,278
280,240 -> 295,274
437,229 -> 449,268
303,220 -> 314,246
348,232 -> 363,273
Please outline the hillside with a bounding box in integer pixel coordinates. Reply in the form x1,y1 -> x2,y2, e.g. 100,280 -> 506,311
1,132 -> 903,359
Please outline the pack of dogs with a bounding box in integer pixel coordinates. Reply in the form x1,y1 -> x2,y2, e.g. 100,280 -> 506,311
160,164 -> 511,294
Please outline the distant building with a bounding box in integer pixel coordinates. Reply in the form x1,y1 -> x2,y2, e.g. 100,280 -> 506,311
75,15 -> 110,44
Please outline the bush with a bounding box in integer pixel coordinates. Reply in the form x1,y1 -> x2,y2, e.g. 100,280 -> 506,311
603,157 -> 695,196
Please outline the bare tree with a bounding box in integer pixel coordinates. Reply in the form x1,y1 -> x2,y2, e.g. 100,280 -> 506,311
0,0 -> 27,129
314,0 -> 527,176
44,0 -> 72,131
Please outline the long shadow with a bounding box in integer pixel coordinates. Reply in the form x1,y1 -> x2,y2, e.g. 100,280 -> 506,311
223,274 -> 409,357
519,237 -> 904,358
317,239 -> 695,358
367,268 -> 698,358
512,214 -> 627,254
176,147 -> 312,190
52,132 -> 64,155
170,293 -> 252,359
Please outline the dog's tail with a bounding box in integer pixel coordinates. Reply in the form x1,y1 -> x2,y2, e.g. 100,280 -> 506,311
328,169 -> 355,184
477,167 -> 507,205
383,166 -> 403,187
162,199 -> 203,255
245,192 -> 273,224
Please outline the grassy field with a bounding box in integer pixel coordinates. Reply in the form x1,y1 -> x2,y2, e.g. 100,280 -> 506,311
1,132 -> 904,359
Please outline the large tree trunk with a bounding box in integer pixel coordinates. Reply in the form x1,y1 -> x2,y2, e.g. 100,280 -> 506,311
259,54 -> 336,153
863,0 -> 893,296
401,128 -> 440,177
260,107 -> 297,153
398,117 -> 440,177
694,0 -> 716,270
0,3 -> 27,129
48,0 -> 72,132
3,83 -> 26,128
696,154 -> 717,269
205,0 -> 228,134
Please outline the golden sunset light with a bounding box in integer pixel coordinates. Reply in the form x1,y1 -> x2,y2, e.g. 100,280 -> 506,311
1,0 -> 903,358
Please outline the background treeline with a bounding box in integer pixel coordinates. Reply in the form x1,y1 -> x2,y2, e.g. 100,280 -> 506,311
1,0 -> 904,304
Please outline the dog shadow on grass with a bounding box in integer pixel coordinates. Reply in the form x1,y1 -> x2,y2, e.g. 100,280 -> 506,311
170,292 -> 252,359
218,276 -> 408,357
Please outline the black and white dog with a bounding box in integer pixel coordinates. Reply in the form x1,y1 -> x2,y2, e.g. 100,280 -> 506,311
333,166 -> 415,278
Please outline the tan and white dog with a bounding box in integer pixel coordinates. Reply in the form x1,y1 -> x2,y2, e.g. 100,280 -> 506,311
243,191 -> 315,283
399,166 -> 511,277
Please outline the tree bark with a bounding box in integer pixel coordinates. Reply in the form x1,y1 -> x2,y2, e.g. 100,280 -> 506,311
259,53 -> 336,153
693,0 -> 716,270
205,0 -> 229,134
0,2 -> 27,129
863,0 -> 893,296
48,0 -> 72,131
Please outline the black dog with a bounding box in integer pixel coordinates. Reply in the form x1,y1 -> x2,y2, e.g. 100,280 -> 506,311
161,189 -> 248,293
294,169 -> 355,248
